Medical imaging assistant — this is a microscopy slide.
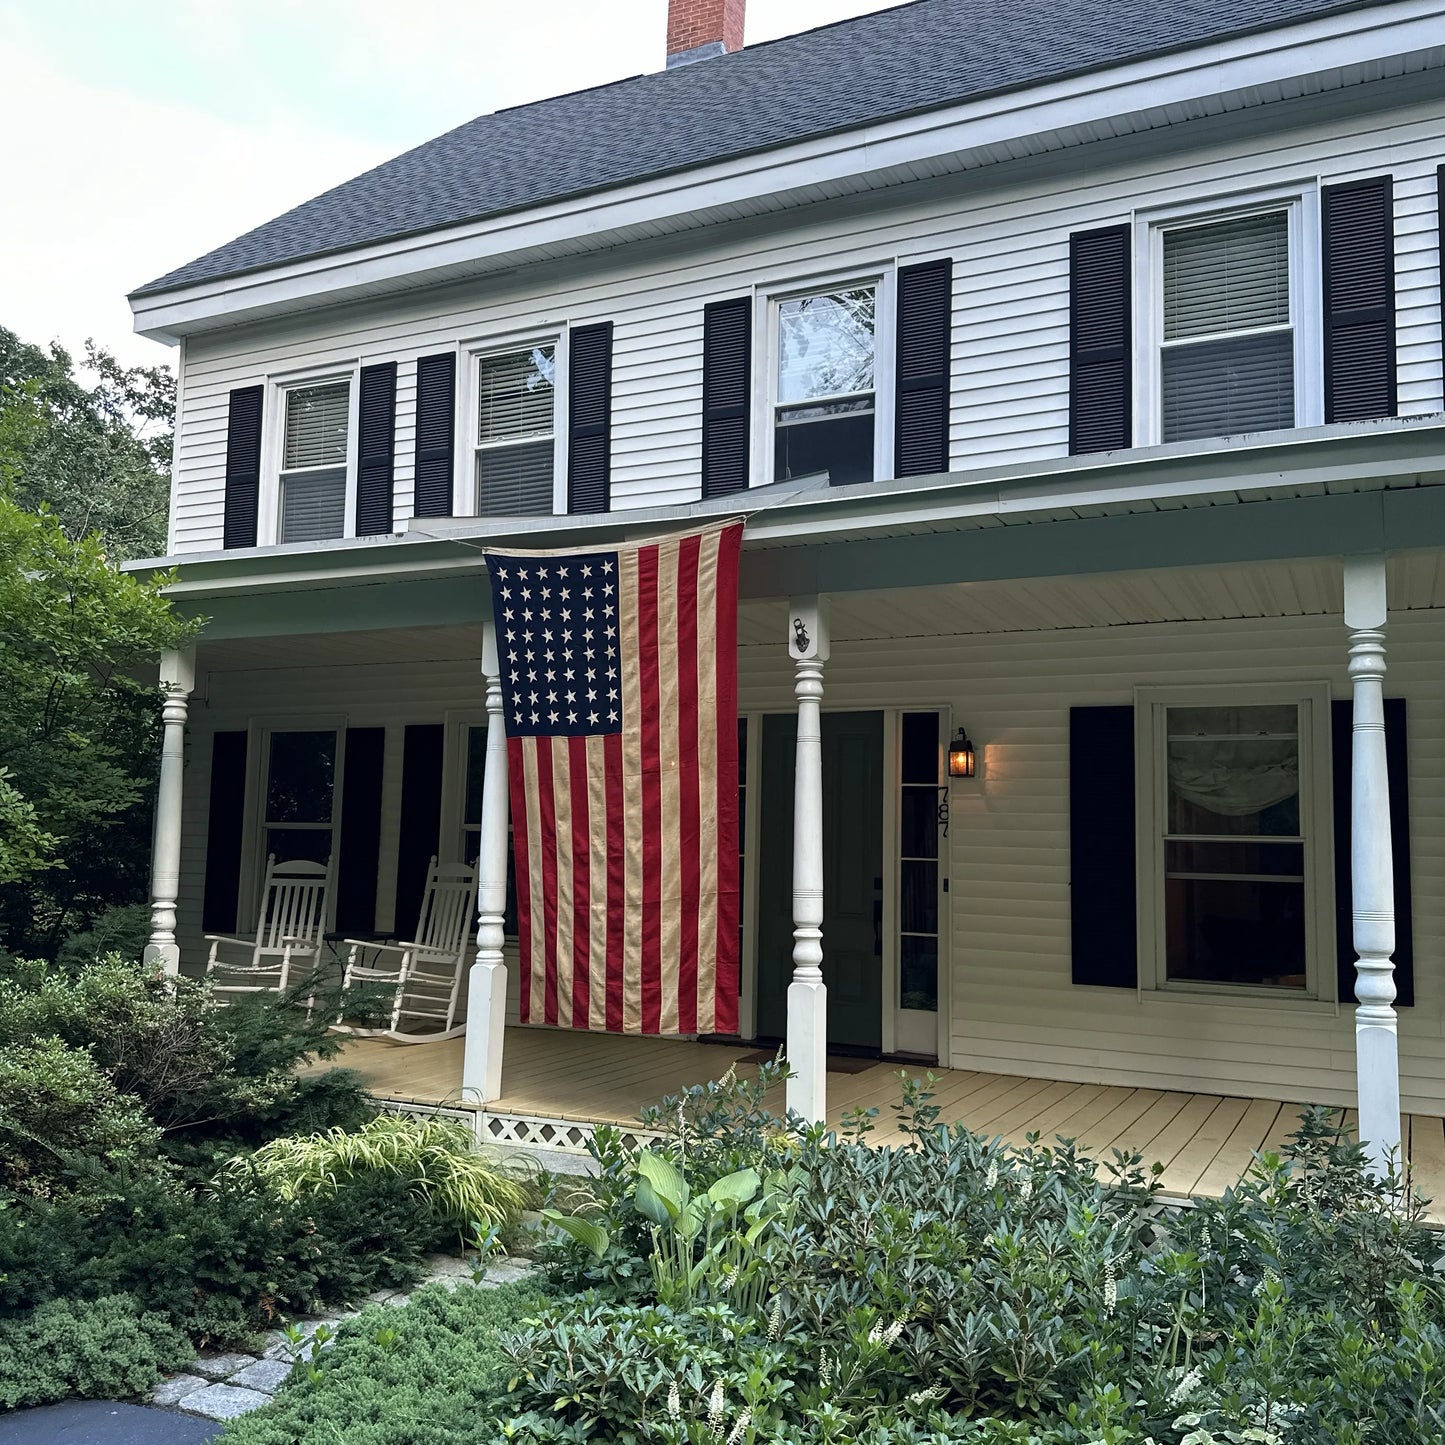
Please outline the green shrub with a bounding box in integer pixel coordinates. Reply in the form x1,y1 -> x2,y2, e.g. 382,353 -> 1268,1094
53,903 -> 151,973
0,1293 -> 193,1409
0,955 -> 371,1155
237,1114 -> 529,1240
0,1167 -> 445,1345
0,1036 -> 161,1196
528,1076 -> 1445,1445
222,1279 -> 551,1445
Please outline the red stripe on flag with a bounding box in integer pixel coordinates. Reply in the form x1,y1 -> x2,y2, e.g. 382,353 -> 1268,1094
676,532 -> 701,1034
637,543 -> 663,1036
713,525 -> 742,1031
507,736 -> 534,1024
603,730 -> 625,1033
567,735 -> 591,1030
533,737 -> 560,1027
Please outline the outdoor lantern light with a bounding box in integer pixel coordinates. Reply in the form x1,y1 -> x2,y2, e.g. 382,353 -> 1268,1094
948,728 -> 976,779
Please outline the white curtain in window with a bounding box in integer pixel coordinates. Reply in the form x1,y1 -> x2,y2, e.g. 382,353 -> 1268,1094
1168,739 -> 1298,818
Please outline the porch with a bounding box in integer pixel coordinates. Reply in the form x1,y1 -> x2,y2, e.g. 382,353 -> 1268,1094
322,1028 -> 1445,1220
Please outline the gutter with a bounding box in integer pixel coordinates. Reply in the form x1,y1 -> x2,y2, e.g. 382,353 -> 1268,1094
124,415 -> 1445,602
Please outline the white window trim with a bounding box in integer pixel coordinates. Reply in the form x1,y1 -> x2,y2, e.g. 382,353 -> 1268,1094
260,364 -> 361,547
1133,681 -> 1335,1004
751,268 -> 896,491
240,717 -> 349,926
456,328 -> 569,518
1132,184 -> 1322,448
440,709 -> 487,864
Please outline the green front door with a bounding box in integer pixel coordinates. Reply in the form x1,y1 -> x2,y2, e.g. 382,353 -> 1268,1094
755,710 -> 884,1052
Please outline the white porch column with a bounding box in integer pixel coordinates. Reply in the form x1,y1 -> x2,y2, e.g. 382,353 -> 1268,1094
1344,554 -> 1401,1176
785,596 -> 829,1123
144,646 -> 197,977
462,619 -> 511,1105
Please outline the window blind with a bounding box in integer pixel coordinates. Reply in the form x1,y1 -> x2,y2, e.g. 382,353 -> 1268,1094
1161,330 -> 1294,441
478,346 -> 554,442
1163,211 -> 1289,340
478,439 -> 554,515
281,468 -> 347,542
284,381 -> 351,470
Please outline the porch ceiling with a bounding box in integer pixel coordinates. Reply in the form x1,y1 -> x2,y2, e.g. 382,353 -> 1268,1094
196,554 -> 1445,672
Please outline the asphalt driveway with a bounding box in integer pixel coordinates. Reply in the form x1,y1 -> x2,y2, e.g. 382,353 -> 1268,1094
0,1402 -> 222,1444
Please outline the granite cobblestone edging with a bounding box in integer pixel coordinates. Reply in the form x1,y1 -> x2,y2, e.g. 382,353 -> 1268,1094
152,1254 -> 538,1424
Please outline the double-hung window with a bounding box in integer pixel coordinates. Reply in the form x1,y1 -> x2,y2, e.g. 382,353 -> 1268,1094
773,285 -> 877,486
279,380 -> 352,542
1155,206 -> 1302,443
475,343 -> 557,516
262,728 -> 341,865
1137,685 -> 1331,998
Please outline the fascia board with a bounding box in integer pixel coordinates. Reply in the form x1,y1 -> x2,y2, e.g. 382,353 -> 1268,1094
130,0 -> 1443,341
129,416 -> 1445,599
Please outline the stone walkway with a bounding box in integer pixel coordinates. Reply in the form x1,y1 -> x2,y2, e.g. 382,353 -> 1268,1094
150,1253 -> 536,1424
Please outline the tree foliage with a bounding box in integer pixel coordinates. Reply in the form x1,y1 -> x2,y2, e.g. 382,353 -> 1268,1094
0,326 -> 173,561
0,497 -> 197,953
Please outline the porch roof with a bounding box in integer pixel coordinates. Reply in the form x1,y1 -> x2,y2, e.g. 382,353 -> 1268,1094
127,416 -> 1445,642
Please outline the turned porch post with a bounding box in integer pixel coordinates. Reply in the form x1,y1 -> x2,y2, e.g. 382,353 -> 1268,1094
1344,555 -> 1401,1176
786,596 -> 829,1123
144,647 -> 196,977
462,618 -> 511,1104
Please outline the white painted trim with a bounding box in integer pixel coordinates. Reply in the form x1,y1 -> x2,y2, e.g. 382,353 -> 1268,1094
262,364 -> 361,547
753,267 -> 894,489
457,329 -> 569,519
739,712 -> 761,1042
1133,679 -> 1335,1003
242,717 -> 350,928
440,709 -> 487,860
1133,184 -> 1322,447
130,2 -> 1444,340
880,709 -> 900,1057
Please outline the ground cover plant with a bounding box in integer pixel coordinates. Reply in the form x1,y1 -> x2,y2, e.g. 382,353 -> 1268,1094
229,1064 -> 1445,1443
222,1279 -> 554,1445
0,954 -> 531,1410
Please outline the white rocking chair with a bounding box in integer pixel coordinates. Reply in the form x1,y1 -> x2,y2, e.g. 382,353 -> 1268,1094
337,857 -> 477,1042
206,854 -> 334,1001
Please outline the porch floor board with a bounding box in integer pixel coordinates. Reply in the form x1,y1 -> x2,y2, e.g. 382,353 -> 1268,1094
321,1029 -> 1445,1221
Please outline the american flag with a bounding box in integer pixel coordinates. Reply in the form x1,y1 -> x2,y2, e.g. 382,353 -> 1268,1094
484,521 -> 742,1036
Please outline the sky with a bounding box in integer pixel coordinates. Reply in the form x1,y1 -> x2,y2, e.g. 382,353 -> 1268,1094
0,0 -> 911,371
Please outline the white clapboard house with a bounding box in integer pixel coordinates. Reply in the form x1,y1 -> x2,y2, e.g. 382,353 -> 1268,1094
128,0 -> 1445,1197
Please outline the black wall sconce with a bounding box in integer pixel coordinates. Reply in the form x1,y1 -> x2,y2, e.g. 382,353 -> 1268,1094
948,727 -> 976,779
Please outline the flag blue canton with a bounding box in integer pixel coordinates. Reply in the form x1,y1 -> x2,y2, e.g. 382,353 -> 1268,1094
486,550 -> 624,739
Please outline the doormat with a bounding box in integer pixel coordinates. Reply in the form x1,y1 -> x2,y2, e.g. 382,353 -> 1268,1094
734,1049 -> 878,1075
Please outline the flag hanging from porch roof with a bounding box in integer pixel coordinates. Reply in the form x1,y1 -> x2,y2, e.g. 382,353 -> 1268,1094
484,520 -> 742,1036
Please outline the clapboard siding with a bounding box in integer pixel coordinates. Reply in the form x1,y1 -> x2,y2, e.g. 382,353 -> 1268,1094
170,87 -> 1445,553
175,595 -> 1445,1112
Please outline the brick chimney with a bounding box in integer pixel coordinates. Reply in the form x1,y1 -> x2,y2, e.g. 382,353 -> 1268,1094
667,0 -> 745,67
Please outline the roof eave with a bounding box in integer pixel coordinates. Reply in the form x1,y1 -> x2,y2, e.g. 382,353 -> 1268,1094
129,0 -> 1444,343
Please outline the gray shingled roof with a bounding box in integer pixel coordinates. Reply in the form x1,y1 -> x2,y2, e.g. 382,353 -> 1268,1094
134,0 -> 1379,297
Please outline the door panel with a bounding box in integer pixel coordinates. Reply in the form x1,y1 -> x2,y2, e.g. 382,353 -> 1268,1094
755,710 -> 884,1051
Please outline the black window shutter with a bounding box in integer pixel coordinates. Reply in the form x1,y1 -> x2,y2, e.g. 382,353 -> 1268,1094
1331,698 -> 1413,1007
393,723 -> 445,941
894,258 -> 953,477
701,299 -> 752,499
335,727 -> 386,934
1069,225 -> 1132,454
223,386 -> 264,548
355,363 -> 397,536
1322,175 -> 1396,423
1070,705 -> 1138,987
413,353 -> 457,518
568,322 -> 613,513
202,730 -> 249,933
